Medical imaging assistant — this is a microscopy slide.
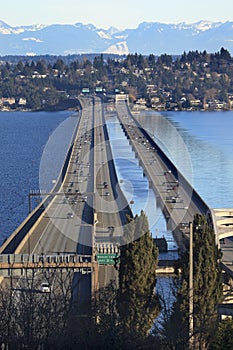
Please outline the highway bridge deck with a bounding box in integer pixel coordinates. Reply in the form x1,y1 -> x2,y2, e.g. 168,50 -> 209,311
116,101 -> 210,243
0,96 -> 131,292
1,96 -> 233,314
116,100 -> 233,284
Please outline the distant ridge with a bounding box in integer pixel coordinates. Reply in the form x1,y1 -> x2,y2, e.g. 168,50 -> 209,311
0,20 -> 233,56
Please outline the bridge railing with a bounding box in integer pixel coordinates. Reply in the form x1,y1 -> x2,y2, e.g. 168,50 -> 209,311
0,253 -> 93,265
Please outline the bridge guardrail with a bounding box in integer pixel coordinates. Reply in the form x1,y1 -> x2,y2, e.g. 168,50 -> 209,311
0,253 -> 93,265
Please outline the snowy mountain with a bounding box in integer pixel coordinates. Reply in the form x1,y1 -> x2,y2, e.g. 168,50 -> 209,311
0,20 -> 233,56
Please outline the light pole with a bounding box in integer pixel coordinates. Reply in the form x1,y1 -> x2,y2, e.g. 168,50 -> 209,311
189,221 -> 194,349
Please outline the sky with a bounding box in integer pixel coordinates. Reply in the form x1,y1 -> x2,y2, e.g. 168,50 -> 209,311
1,0 -> 232,29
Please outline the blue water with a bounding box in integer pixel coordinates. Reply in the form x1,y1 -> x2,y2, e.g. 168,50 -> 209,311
106,117 -> 178,253
0,110 -> 75,243
134,110 -> 233,323
2,108 -> 230,324
1,109 -> 233,249
137,110 -> 233,209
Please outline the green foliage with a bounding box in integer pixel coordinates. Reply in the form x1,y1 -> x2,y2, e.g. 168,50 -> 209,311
91,281 -> 120,349
0,49 -> 233,111
162,214 -> 223,349
118,211 -> 160,340
210,317 -> 233,350
53,59 -> 65,72
192,214 -> 223,344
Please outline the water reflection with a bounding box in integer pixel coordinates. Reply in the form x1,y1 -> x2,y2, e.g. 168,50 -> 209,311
138,110 -> 233,209
106,116 -> 178,252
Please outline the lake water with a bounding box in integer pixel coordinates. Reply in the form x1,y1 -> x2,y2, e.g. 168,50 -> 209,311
0,110 -> 76,243
138,110 -> 233,209
132,109 -> 233,322
106,116 -> 178,253
0,109 -> 233,250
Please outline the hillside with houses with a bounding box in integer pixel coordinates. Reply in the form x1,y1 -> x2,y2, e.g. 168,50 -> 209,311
0,48 -> 233,111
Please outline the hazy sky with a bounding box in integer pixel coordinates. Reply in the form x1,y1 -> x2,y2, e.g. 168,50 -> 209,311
1,0 -> 232,29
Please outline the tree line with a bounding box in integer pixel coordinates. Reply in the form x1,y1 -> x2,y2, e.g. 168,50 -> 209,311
0,48 -> 233,110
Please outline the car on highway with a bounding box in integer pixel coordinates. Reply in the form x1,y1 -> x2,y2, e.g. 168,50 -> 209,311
82,196 -> 87,202
67,212 -> 74,219
41,282 -> 50,293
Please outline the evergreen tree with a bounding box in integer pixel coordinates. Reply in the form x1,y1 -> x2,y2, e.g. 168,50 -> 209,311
210,317 -> 233,350
53,59 -> 65,72
117,211 -> 160,343
192,214 -> 223,348
36,60 -> 47,75
220,47 -> 231,61
163,214 -> 223,349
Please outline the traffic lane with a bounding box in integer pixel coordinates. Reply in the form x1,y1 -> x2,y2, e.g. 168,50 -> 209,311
30,153 -> 92,254
117,108 -> 200,229
72,271 -> 92,313
94,98 -> 124,288
25,197 -> 85,254
98,265 -> 118,289
134,140 -> 196,228
94,134 -> 126,240
18,102 -> 94,255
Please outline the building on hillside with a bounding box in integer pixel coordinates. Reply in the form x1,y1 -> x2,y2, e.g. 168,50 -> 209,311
115,93 -> 129,103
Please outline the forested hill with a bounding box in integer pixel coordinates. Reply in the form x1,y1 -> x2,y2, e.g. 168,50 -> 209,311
0,48 -> 233,111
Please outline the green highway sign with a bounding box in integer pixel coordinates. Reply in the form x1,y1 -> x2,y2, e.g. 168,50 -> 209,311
96,253 -> 119,265
82,88 -> 90,93
95,87 -> 103,92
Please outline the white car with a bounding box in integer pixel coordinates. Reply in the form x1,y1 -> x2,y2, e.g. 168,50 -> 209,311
41,282 -> 50,293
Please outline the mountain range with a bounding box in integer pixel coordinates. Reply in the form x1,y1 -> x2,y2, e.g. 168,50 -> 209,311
0,20 -> 233,56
